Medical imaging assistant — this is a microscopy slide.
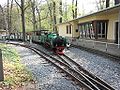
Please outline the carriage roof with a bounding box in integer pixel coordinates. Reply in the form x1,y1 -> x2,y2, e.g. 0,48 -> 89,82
32,30 -> 49,35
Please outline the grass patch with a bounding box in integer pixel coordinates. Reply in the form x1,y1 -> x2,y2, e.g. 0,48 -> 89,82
0,44 -> 34,89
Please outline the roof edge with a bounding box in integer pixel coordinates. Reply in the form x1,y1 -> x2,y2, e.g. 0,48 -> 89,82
57,4 -> 120,25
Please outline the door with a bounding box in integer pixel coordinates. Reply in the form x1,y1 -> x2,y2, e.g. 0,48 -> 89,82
97,21 -> 107,39
115,22 -> 118,44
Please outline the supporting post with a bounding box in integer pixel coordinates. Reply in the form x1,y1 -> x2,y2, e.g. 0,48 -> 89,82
118,10 -> 120,48
0,49 -> 4,81
106,42 -> 108,51
93,21 -> 98,39
30,35 -> 32,44
93,40 -> 95,48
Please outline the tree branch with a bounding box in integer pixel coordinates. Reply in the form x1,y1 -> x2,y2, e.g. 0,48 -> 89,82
35,5 -> 49,21
40,12 -> 49,21
26,17 -> 33,23
24,1 -> 30,11
14,0 -> 21,9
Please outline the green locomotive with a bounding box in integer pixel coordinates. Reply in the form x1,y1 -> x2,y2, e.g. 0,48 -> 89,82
31,30 -> 70,54
39,32 -> 68,54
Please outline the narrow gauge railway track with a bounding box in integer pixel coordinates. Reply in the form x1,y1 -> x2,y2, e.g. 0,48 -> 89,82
4,42 -> 115,90
56,54 -> 115,90
30,47 -> 115,90
30,47 -> 92,90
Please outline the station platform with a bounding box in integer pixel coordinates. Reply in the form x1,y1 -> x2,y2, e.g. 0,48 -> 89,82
69,38 -> 120,60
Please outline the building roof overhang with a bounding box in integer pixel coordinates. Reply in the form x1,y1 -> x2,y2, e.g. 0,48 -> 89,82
57,4 -> 120,26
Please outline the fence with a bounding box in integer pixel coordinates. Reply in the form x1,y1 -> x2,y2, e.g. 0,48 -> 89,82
67,37 -> 120,56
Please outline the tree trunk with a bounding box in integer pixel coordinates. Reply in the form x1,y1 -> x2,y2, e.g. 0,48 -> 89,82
21,0 -> 26,42
75,0 -> 77,18
64,1 -> 68,21
72,0 -> 74,19
36,6 -> 41,30
31,0 -> 36,31
46,1 -> 53,30
9,0 -> 13,37
53,1 -> 57,32
0,5 -> 7,39
7,0 -> 10,39
59,0 -> 62,23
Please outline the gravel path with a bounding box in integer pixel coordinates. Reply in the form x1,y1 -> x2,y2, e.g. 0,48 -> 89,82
13,45 -> 82,90
64,47 -> 120,90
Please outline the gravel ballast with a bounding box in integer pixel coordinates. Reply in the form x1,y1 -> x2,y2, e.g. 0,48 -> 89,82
65,47 -> 120,90
13,45 -> 82,90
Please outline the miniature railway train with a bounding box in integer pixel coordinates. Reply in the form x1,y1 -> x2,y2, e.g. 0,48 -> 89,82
32,30 -> 69,55
6,30 -> 70,55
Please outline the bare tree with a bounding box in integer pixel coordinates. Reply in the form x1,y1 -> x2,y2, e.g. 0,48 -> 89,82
30,0 -> 36,31
72,0 -> 77,19
46,0 -> 53,30
36,6 -> 41,30
6,0 -> 14,40
95,0 -> 105,10
45,0 -> 57,32
7,0 -> 9,36
35,0 -> 49,30
64,1 -> 68,21
96,0 -> 120,9
59,0 -> 62,23
53,1 -> 57,32
14,0 -> 30,41
9,0 -> 13,29
0,5 -> 6,30
6,0 -> 13,40
72,0 -> 74,19
74,0 -> 77,18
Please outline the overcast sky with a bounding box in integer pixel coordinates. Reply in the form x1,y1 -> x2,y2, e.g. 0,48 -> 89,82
0,0 -> 96,14
0,0 -> 7,5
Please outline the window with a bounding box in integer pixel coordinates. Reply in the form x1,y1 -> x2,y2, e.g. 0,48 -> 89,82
69,25 -> 71,34
97,21 -> 107,39
66,25 -> 72,34
78,23 -> 95,39
66,26 -> 68,34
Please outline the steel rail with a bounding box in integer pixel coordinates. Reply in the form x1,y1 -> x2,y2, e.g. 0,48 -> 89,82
56,55 -> 110,90
4,42 -> 115,90
61,54 -> 115,90
30,47 -> 93,90
31,47 -> 106,90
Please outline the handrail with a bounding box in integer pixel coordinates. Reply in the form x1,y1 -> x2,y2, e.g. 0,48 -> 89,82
67,37 -> 120,52
78,38 -> 118,46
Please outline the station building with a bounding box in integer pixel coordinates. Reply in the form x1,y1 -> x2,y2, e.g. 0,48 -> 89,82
57,4 -> 120,44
